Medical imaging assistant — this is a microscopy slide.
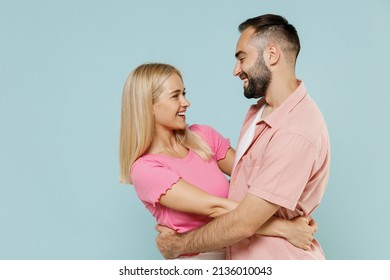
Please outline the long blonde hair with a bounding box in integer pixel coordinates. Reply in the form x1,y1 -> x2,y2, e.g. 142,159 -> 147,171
119,63 -> 213,184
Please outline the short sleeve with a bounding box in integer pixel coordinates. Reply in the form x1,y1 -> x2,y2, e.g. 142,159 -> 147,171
130,157 -> 181,206
189,124 -> 230,161
247,133 -> 315,210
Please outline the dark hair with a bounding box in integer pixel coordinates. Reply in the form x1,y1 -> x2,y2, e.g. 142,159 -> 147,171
239,14 -> 300,61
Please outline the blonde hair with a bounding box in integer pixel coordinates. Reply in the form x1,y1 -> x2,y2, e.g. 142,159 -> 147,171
119,63 -> 213,184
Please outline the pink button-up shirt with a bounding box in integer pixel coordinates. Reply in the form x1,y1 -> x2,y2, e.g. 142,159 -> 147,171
227,81 -> 330,259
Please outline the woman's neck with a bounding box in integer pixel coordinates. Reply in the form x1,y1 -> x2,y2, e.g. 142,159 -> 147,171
148,129 -> 188,158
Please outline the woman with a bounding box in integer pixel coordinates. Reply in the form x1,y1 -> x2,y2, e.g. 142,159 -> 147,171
119,63 -> 316,259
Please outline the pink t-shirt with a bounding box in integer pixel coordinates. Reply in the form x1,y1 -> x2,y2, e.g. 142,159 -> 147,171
131,124 -> 230,233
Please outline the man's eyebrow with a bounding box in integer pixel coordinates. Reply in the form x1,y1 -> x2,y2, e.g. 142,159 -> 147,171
235,51 -> 246,58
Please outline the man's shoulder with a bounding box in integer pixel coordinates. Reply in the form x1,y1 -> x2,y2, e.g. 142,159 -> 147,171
284,96 -> 328,142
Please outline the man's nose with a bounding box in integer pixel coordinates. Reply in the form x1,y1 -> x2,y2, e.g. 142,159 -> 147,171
233,61 -> 241,76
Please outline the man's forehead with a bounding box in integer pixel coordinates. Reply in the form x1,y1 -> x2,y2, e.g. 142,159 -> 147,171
236,27 -> 257,52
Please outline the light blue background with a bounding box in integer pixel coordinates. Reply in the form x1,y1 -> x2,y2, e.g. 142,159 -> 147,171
1,0 -> 389,260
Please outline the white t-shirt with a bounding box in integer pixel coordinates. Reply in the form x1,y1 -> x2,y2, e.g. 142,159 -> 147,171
232,103 -> 266,172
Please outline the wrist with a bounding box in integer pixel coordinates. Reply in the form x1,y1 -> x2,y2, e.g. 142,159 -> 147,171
170,231 -> 191,258
178,231 -> 194,256
272,218 -> 292,239
280,219 -> 294,239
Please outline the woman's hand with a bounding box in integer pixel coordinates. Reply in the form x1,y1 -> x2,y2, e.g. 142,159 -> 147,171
256,215 -> 317,250
284,216 -> 317,250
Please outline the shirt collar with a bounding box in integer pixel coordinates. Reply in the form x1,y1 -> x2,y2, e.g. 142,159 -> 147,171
258,80 -> 307,128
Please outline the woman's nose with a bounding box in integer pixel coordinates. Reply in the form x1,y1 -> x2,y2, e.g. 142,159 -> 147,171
181,96 -> 190,107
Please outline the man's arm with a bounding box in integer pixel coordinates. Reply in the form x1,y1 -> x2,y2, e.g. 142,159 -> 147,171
156,193 -> 280,258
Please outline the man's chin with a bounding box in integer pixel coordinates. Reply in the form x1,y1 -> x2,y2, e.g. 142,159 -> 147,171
244,94 -> 255,99
244,90 -> 256,99
244,92 -> 264,99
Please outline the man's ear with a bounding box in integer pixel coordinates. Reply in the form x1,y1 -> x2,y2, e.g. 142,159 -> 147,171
265,44 -> 280,66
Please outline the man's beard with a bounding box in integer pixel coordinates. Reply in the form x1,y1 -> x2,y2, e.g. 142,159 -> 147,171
243,56 -> 271,99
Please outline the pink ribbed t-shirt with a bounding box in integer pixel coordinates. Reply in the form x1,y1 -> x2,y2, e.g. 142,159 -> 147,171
131,124 -> 230,233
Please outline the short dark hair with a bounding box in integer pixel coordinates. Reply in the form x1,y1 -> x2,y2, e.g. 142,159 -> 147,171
239,14 -> 301,62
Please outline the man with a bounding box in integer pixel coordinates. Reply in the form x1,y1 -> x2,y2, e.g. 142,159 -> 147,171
156,14 -> 330,259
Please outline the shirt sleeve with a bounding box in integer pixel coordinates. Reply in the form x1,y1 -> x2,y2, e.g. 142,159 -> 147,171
247,132 -> 315,210
189,124 -> 230,161
130,158 -> 181,206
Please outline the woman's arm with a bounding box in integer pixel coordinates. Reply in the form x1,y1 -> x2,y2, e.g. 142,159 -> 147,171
159,179 -> 239,218
217,147 -> 235,176
159,147 -> 236,216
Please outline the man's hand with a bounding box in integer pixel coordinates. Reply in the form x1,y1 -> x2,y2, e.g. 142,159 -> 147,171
155,225 -> 181,259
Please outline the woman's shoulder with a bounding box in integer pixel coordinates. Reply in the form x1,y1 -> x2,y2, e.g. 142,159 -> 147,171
188,123 -> 227,142
131,154 -> 166,174
130,154 -> 174,184
188,123 -> 218,137
133,154 -> 166,167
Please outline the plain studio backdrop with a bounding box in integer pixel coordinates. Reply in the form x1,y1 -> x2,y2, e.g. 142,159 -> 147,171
1,0 -> 389,259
